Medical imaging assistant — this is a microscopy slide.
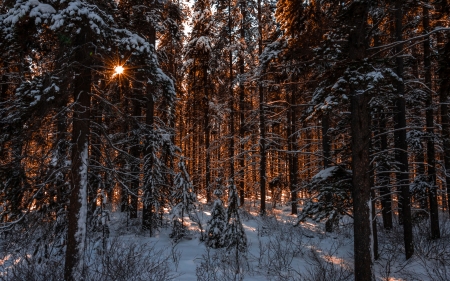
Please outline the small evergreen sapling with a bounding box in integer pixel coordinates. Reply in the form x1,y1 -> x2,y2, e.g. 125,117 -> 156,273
205,189 -> 227,248
221,184 -> 248,277
295,166 -> 352,231
170,161 -> 197,241
224,185 -> 247,253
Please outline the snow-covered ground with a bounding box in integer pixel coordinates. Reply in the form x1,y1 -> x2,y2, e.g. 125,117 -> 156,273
1,202 -> 450,280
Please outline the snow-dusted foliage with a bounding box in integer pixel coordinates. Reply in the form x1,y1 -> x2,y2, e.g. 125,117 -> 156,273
205,190 -> 227,248
297,166 -> 352,228
170,161 -> 198,241
223,185 -> 247,252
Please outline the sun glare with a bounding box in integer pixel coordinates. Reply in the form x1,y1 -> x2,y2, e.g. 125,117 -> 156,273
114,65 -> 124,75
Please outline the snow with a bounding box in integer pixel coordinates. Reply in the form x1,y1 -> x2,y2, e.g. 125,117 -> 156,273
312,166 -> 340,181
74,142 -> 89,276
1,200 -> 447,280
2,0 -> 55,27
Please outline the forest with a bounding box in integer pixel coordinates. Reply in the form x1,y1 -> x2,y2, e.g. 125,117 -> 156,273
1,0 -> 450,280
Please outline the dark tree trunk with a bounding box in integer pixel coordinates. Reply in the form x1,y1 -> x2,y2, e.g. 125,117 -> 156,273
228,0 -> 235,190
0,64 -> 7,103
204,64 -> 211,203
393,0 -> 414,259
120,82 -> 129,213
129,83 -> 141,219
89,89 -> 105,216
322,113 -> 331,168
347,2 -> 373,280
258,0 -> 266,215
238,0 -> 246,207
289,86 -> 298,215
439,36 -> 450,215
323,112 -> 333,232
411,45 -> 428,214
64,41 -> 92,281
351,93 -> 373,281
142,25 -> 156,234
423,1 -> 440,239
378,112 -> 393,229
370,115 -> 379,260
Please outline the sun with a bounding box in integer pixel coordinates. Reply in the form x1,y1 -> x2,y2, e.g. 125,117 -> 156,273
114,65 -> 124,75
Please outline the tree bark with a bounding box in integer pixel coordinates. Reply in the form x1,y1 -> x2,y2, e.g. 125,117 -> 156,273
378,112 -> 393,229
228,0 -> 235,190
351,93 -> 373,281
64,41 -> 92,281
129,82 -> 141,219
204,63 -> 211,203
288,85 -> 298,215
142,25 -> 156,234
393,0 -> 414,259
347,2 -> 373,280
323,112 -> 333,232
258,0 -> 266,215
439,36 -> 450,215
238,0 -> 246,206
423,0 -> 440,239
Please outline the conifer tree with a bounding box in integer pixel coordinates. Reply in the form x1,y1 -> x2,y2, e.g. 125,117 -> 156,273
205,189 -> 227,248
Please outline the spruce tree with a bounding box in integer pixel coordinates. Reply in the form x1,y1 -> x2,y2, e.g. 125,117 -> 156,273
205,189 -> 227,248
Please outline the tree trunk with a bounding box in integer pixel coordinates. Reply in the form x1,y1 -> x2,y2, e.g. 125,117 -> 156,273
129,83 -> 141,219
204,63 -> 211,203
439,36 -> 450,215
238,0 -> 246,206
323,112 -> 333,232
142,25 -> 156,234
393,0 -> 414,259
289,85 -> 298,215
347,2 -> 373,280
258,0 -> 266,215
378,112 -> 393,229
228,0 -> 235,191
64,45 -> 91,281
351,93 -> 373,281
423,1 -> 440,239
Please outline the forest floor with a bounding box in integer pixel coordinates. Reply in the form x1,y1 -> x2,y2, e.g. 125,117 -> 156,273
1,201 -> 450,280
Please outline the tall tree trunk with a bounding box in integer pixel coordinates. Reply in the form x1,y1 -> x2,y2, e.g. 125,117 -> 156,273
129,82 -> 141,219
351,93 -> 373,281
88,97 -> 102,217
439,36 -> 450,215
238,0 -> 246,206
322,113 -> 331,168
347,2 -> 373,280
394,0 -> 414,259
55,104 -> 68,207
370,114 -> 379,260
142,25 -> 156,234
228,0 -> 235,190
204,63 -> 211,203
423,1 -> 440,239
258,0 -> 266,215
64,43 -> 92,281
378,111 -> 393,229
289,84 -> 298,215
120,82 -> 129,213
323,112 -> 333,232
